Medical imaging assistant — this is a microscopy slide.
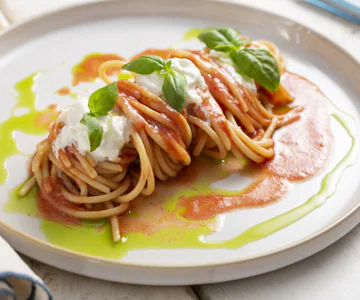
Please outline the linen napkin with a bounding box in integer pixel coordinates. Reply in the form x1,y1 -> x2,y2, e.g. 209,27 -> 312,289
0,236 -> 52,300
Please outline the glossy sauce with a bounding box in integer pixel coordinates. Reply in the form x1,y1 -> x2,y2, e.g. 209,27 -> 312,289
72,53 -> 124,86
118,157 -> 224,235
116,80 -> 190,163
37,178 -> 80,225
2,58 -> 357,259
34,105 -> 59,129
118,72 -> 333,232
180,73 -> 333,220
57,87 -> 71,95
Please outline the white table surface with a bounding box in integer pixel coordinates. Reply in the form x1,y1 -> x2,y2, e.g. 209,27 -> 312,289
0,0 -> 359,299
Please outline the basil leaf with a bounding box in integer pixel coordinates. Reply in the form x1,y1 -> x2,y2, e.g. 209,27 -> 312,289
165,60 -> 172,72
236,39 -> 252,48
231,48 -> 280,92
162,70 -> 187,112
88,82 -> 118,117
80,113 -> 103,152
198,27 -> 242,52
217,27 -> 243,47
122,55 -> 166,74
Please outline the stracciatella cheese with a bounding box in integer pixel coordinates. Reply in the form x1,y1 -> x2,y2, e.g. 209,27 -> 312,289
54,98 -> 131,162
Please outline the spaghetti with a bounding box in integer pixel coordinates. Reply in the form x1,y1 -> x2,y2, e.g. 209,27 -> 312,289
20,32 -> 302,242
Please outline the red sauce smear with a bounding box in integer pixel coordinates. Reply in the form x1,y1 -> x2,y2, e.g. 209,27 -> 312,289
179,72 -> 333,220
72,53 -> 124,86
37,178 -> 80,225
118,158 -> 216,235
34,105 -> 59,130
57,87 -> 71,96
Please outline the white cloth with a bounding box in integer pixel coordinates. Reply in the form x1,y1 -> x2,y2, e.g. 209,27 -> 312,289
0,236 -> 52,300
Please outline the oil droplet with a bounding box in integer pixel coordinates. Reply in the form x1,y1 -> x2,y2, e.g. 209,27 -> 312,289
182,27 -> 215,41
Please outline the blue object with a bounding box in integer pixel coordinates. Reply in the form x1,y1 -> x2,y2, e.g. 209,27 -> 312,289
0,272 -> 52,300
307,0 -> 360,24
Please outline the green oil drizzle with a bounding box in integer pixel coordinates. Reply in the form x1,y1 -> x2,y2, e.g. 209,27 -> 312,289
118,73 -> 134,81
4,179 -> 215,258
70,93 -> 79,99
182,27 -> 215,41
40,223 -> 210,259
202,105 -> 358,249
0,73 -> 47,184
1,70 -> 358,259
13,74 -> 37,112
4,184 -> 38,216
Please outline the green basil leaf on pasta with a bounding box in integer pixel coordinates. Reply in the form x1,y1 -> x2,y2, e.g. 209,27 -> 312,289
198,27 -> 243,52
88,82 -> 118,116
236,39 -> 253,48
122,55 -> 166,74
162,70 -> 187,112
80,113 -> 103,152
165,60 -> 172,72
231,48 -> 280,92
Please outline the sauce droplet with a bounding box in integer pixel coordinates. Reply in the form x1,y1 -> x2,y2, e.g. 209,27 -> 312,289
57,87 -> 71,96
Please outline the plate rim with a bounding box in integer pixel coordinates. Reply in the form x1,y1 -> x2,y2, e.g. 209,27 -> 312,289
0,0 -> 359,270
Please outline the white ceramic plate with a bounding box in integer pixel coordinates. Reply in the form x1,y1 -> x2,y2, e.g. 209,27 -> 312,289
0,0 -> 360,285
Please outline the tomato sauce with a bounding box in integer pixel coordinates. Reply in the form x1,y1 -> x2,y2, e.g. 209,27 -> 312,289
72,53 -> 125,86
37,72 -> 333,235
179,73 -> 333,220
57,87 -> 71,96
34,105 -> 59,130
37,178 -> 80,225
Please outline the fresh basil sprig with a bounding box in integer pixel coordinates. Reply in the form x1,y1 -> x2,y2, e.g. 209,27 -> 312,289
80,82 -> 118,152
198,27 -> 280,92
163,70 -> 187,112
198,27 -> 244,52
122,56 -> 166,74
88,82 -> 118,116
231,49 -> 280,93
123,56 -> 187,112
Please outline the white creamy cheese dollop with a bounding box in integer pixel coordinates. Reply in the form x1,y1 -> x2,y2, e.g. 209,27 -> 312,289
54,98 -> 131,162
135,58 -> 207,106
209,50 -> 257,93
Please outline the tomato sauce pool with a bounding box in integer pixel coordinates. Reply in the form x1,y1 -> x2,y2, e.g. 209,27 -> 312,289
177,72 -> 333,220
